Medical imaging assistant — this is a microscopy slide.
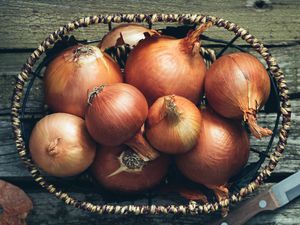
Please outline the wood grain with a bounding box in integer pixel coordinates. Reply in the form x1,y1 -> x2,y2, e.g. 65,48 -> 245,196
0,0 -> 299,50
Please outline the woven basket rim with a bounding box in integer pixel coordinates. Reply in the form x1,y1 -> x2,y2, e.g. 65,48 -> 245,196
10,13 -> 292,215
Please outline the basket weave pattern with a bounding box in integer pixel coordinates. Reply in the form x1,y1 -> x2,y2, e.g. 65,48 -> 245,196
11,14 -> 291,215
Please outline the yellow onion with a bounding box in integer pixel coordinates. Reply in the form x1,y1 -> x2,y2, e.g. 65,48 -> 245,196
205,52 -> 272,139
125,22 -> 212,105
44,44 -> 123,118
175,107 -> 250,189
98,23 -> 158,50
146,95 -> 201,154
91,145 -> 170,193
85,83 -> 148,146
29,113 -> 96,177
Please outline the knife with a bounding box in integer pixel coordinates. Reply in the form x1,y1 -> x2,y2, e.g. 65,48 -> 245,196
211,171 -> 300,225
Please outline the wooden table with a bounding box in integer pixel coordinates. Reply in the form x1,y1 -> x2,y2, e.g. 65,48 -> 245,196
0,0 -> 299,224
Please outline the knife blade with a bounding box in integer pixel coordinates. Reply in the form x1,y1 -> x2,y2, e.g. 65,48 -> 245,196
211,171 -> 300,225
270,171 -> 300,207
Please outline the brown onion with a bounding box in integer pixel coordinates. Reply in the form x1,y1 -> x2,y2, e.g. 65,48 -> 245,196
44,44 -> 123,118
91,145 -> 170,193
175,108 -> 250,190
29,113 -> 96,177
146,95 -> 202,154
98,23 -> 158,50
85,83 -> 148,146
205,52 -> 272,139
125,22 -> 212,105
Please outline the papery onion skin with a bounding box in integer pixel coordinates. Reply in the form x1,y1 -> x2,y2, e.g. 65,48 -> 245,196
44,45 -> 123,118
146,95 -> 202,154
125,126 -> 160,161
29,113 -> 96,177
175,108 -> 250,187
125,23 -> 211,105
91,145 -> 170,193
85,83 -> 148,146
99,24 -> 158,50
205,52 -> 271,138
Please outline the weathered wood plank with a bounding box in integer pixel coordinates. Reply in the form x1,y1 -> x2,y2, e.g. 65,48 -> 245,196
1,45 -> 299,115
0,1 -> 299,224
0,181 -> 298,225
0,0 -> 299,50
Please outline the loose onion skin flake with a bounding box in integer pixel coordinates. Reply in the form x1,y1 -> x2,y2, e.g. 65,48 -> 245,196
91,145 -> 170,193
0,180 -> 33,225
85,83 -> 148,147
176,108 -> 250,199
125,22 -> 212,105
29,113 -> 96,177
98,23 -> 159,50
44,44 -> 123,118
205,52 -> 272,139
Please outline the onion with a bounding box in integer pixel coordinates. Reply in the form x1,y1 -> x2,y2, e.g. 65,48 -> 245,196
29,113 -> 96,177
146,95 -> 202,154
175,108 -> 249,192
125,126 -> 160,161
99,23 -> 158,50
85,83 -> 148,146
91,145 -> 170,193
44,44 -> 123,118
205,52 -> 272,139
125,22 -> 212,105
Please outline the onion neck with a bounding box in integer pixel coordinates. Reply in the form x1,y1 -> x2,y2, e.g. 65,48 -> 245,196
125,130 -> 160,161
47,138 -> 61,156
87,85 -> 106,105
243,109 -> 273,139
161,95 -> 181,123
107,149 -> 146,178
181,22 -> 212,55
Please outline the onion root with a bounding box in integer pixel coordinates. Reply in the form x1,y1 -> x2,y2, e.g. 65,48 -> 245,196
107,149 -> 146,178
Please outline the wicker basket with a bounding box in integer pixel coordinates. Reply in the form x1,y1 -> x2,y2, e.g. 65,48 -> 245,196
11,14 -> 291,216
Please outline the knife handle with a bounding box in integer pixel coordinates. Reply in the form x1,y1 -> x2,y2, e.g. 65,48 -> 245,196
211,190 -> 279,225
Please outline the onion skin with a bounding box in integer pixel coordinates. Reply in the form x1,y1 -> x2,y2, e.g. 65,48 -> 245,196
125,127 -> 160,161
29,113 -> 96,177
146,95 -> 202,154
205,52 -> 272,138
85,83 -> 148,146
125,23 -> 212,105
44,45 -> 123,118
175,108 -> 250,187
91,145 -> 170,193
99,24 -> 158,50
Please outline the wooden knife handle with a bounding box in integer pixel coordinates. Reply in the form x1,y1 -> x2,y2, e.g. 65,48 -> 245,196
211,190 -> 279,225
